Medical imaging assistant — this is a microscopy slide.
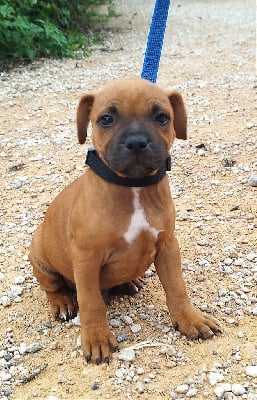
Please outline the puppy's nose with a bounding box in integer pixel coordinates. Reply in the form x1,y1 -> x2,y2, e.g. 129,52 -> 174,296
124,136 -> 148,153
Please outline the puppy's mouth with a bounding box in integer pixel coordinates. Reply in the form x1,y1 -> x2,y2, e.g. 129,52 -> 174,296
104,138 -> 168,179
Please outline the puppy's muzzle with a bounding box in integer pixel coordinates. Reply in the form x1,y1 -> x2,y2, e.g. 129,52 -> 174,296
105,122 -> 168,179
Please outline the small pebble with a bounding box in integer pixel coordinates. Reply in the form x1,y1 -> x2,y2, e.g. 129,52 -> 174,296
137,367 -> 144,375
0,296 -> 11,307
135,381 -> 145,394
186,388 -> 198,397
118,348 -> 136,362
110,319 -> 120,328
121,315 -> 133,325
14,276 -> 25,284
231,383 -> 246,395
116,332 -> 128,343
25,343 -> 43,353
131,324 -> 141,333
245,365 -> 257,378
223,257 -> 233,266
248,176 -> 257,187
7,285 -> 23,298
176,384 -> 189,394
91,382 -> 100,390
115,368 -> 125,378
214,383 -> 232,397
208,372 -> 224,386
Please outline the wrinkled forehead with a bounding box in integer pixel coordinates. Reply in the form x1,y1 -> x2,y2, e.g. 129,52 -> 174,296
91,80 -> 172,118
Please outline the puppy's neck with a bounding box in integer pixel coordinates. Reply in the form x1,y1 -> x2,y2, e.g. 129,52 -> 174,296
85,148 -> 171,187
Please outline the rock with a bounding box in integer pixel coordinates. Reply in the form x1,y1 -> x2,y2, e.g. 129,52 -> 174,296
231,383 -> 246,395
110,319 -> 121,328
223,257 -> 233,265
14,276 -> 25,284
135,381 -> 145,394
176,384 -> 189,394
137,367 -> 145,375
118,348 -> 136,362
186,388 -> 198,397
249,176 -> 257,187
0,371 -> 12,381
115,368 -> 125,378
120,315 -> 133,325
245,365 -> 257,378
131,324 -> 141,333
0,296 -> 11,307
57,374 -> 69,383
208,372 -> 224,386
214,383 -> 232,397
91,382 -> 100,390
116,332 -> 128,343
71,315 -> 80,326
45,396 -> 60,400
7,285 -> 23,298
20,343 -> 43,354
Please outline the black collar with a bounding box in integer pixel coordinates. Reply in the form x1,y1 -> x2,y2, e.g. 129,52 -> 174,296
85,148 -> 171,187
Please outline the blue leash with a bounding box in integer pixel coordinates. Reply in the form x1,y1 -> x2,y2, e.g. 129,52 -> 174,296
141,0 -> 170,83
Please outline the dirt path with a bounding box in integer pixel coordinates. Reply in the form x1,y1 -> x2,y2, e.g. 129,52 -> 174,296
0,0 -> 256,399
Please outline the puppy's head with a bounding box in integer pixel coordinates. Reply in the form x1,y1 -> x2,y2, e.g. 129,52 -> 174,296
77,78 -> 187,179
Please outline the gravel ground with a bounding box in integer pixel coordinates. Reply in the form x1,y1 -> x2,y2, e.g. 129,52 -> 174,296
0,0 -> 256,399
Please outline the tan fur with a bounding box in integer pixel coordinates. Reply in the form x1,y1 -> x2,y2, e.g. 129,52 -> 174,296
29,77 -> 219,364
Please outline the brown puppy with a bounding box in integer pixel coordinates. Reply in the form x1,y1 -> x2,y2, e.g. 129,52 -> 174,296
29,77 -> 219,364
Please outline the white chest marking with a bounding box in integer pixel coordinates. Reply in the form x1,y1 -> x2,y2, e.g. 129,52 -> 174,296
124,187 -> 158,245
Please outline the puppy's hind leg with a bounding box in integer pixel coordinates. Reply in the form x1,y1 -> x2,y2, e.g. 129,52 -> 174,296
29,253 -> 77,322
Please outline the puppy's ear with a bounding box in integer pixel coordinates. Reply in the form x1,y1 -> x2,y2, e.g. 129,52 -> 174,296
168,91 -> 187,140
77,94 -> 95,144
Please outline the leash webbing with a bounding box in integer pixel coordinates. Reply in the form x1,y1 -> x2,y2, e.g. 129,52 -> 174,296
141,0 -> 171,83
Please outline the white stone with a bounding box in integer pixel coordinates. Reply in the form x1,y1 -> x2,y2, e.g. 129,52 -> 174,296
224,257 -> 233,265
121,315 -> 133,325
231,383 -> 246,395
135,381 -> 145,394
214,383 -> 232,397
14,275 -> 25,284
110,319 -> 120,328
186,388 -> 198,397
208,372 -> 224,386
137,367 -> 144,375
115,369 -> 125,378
245,365 -> 257,378
176,384 -> 189,394
7,285 -> 23,298
131,324 -> 141,333
0,371 -> 12,381
45,396 -> 60,400
0,296 -> 11,307
118,348 -> 136,362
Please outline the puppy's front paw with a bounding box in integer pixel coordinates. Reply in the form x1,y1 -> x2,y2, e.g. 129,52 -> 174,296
82,326 -> 118,364
172,305 -> 221,340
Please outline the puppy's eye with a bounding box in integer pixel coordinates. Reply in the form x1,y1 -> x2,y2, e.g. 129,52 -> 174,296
154,112 -> 169,126
99,114 -> 114,127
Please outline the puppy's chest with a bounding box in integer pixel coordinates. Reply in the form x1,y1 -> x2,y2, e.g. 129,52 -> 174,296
124,188 -> 159,246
